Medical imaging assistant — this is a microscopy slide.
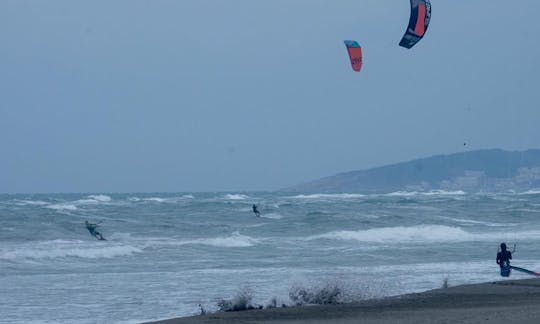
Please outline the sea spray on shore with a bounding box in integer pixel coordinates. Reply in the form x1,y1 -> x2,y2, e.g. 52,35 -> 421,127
216,286 -> 262,312
212,280 -> 371,314
289,282 -> 344,305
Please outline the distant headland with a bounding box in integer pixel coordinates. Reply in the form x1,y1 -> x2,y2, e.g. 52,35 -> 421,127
284,149 -> 540,193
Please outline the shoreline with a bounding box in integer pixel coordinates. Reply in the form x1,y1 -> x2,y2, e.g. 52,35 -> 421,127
144,278 -> 540,324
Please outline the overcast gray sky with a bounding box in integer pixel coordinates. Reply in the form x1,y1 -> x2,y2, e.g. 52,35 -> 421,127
1,0 -> 539,193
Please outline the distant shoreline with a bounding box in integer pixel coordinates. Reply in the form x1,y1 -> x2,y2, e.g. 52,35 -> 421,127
144,278 -> 540,324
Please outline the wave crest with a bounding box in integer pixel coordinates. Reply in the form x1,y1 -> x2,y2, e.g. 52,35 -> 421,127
223,194 -> 250,200
386,190 -> 466,197
308,225 -> 473,243
0,244 -> 142,261
289,194 -> 366,199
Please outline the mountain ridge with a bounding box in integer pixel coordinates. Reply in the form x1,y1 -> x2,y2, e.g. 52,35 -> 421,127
284,149 -> 540,193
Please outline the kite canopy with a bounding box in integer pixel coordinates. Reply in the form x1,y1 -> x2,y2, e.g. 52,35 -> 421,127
344,40 -> 363,72
399,0 -> 431,49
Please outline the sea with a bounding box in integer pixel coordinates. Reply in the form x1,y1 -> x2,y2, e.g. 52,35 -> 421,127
2,190 -> 540,323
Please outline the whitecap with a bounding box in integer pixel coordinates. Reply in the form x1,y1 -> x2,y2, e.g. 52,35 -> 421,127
143,197 -> 167,203
14,200 -> 49,206
172,232 -> 259,248
260,213 -> 284,219
385,190 -> 465,197
306,225 -> 540,244
87,194 -> 112,202
46,204 -> 78,211
288,194 -> 366,199
223,194 -> 249,200
422,190 -> 466,196
0,244 -> 142,261
520,189 -> 540,195
447,217 -> 515,227
197,233 -> 258,247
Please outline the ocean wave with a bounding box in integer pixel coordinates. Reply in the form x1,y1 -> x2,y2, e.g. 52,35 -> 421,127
87,194 -> 112,202
155,232 -> 259,248
13,200 -> 49,206
223,194 -> 250,200
192,232 -> 258,247
127,195 -> 194,203
260,213 -> 284,219
0,244 -> 142,261
306,225 -> 540,244
45,203 -> 78,211
446,218 -> 513,227
288,194 -> 366,199
73,194 -> 113,205
385,190 -> 466,197
143,197 -> 168,203
520,189 -> 540,195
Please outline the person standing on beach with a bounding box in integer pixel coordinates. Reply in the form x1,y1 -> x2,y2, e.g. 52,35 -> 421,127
252,204 -> 260,217
496,242 -> 512,277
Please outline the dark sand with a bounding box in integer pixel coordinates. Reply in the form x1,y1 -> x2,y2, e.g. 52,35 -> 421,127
145,279 -> 540,324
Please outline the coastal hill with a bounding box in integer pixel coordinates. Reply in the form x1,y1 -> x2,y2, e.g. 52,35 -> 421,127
284,149 -> 540,193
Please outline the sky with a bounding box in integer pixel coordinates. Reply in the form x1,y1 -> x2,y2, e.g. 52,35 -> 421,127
1,0 -> 539,193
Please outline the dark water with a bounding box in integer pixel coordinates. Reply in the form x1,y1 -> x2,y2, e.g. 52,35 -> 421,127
2,191 -> 540,323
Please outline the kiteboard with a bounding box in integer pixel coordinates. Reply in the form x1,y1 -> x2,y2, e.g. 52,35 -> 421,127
510,266 -> 540,277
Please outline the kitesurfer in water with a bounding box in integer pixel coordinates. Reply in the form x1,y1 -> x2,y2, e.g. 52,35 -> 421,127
496,242 -> 512,277
252,204 -> 260,217
85,220 -> 105,240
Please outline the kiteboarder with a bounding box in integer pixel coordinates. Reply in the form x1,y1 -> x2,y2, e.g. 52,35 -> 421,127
252,204 -> 260,217
496,242 -> 512,277
85,220 -> 105,240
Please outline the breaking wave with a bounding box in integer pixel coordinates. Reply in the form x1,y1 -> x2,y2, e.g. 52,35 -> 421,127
194,232 -> 258,248
446,217 -> 514,227
87,194 -> 112,202
260,213 -> 284,220
45,204 -> 78,211
223,194 -> 250,200
288,194 -> 366,199
520,189 -> 540,195
180,232 -> 259,248
143,197 -> 167,203
13,200 -> 49,206
136,195 -> 194,203
307,225 -> 540,244
0,244 -> 142,261
385,190 -> 466,197
72,194 -> 113,205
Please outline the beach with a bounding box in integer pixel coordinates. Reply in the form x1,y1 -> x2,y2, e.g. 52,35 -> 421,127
146,278 -> 540,324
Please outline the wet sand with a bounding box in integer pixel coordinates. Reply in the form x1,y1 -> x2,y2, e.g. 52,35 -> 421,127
145,279 -> 540,324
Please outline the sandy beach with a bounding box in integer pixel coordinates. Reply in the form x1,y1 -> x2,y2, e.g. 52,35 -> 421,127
146,278 -> 540,324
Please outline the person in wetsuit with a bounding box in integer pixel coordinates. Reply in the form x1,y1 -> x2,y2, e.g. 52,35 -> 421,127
85,220 -> 105,240
252,204 -> 260,217
496,242 -> 512,277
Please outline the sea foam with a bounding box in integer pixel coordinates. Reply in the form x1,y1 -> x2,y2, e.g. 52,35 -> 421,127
288,194 -> 366,199
307,225 -> 540,244
385,190 -> 466,197
87,194 -> 112,202
223,194 -> 250,200
178,232 -> 259,248
14,200 -> 49,206
520,189 -> 540,195
0,244 -> 142,261
261,213 -> 284,220
45,203 -> 78,211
